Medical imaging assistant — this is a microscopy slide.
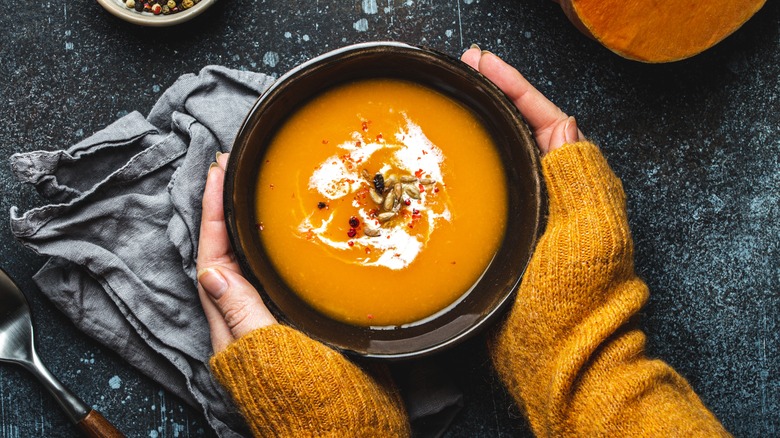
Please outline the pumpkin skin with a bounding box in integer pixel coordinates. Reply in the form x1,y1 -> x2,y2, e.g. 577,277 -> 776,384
555,0 -> 767,63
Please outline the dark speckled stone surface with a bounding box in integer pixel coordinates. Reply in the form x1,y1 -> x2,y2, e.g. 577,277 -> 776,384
1,1 -> 778,437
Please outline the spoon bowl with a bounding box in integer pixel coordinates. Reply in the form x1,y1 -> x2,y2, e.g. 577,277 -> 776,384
0,267 -> 125,437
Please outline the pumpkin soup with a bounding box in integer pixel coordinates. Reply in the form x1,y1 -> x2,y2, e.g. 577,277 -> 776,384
255,78 -> 507,327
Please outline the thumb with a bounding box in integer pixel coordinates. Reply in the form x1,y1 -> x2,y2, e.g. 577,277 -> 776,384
198,266 -> 277,340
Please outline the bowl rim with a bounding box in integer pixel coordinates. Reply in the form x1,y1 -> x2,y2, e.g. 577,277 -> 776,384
96,0 -> 216,27
225,41 -> 544,360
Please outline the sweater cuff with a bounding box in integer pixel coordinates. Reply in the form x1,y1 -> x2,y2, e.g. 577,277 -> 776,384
541,141 -> 627,223
210,324 -> 409,437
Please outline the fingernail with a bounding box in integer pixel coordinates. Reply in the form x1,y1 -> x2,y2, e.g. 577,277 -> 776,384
198,268 -> 228,299
481,50 -> 493,56
216,151 -> 223,162
209,162 -> 218,171
564,116 -> 579,144
470,43 -> 481,51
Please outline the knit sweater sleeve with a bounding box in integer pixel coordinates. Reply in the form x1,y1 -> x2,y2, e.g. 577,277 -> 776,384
209,324 -> 410,437
489,141 -> 729,437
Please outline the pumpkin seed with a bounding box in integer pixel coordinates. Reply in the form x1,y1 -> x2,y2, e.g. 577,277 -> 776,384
420,178 -> 435,185
400,175 -> 417,183
361,169 -> 371,181
383,190 -> 396,211
364,227 -> 381,237
369,188 -> 383,204
403,183 -> 421,199
378,212 -> 396,222
393,183 -> 402,198
384,175 -> 398,187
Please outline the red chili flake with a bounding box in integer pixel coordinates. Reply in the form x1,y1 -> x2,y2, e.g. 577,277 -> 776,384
367,314 -> 374,319
376,133 -> 383,141
412,209 -> 420,215
365,247 -> 371,254
356,140 -> 362,147
415,169 -> 424,178
349,216 -> 360,228
362,121 -> 369,132
418,183 -> 425,192
322,139 -> 329,144
434,187 -> 440,193
348,241 -> 355,247
269,184 -> 274,189
347,228 -> 357,238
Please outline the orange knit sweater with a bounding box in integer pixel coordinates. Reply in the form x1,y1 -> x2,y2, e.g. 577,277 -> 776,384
210,141 -> 729,437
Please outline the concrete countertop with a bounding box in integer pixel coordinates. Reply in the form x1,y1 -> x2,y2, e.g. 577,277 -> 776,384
0,1 -> 777,436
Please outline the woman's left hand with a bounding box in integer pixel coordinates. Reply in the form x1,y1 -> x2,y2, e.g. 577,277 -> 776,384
196,152 -> 277,354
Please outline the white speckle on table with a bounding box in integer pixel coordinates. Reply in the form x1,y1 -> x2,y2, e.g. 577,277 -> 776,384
353,18 -> 369,32
65,42 -> 73,51
232,54 -> 240,61
284,31 -> 291,38
445,29 -> 453,38
152,84 -> 161,93
303,34 -> 310,41
464,0 -> 474,4
524,31 -> 532,39
149,431 -> 158,438
108,375 -> 122,390
263,51 -> 280,67
362,0 -> 378,14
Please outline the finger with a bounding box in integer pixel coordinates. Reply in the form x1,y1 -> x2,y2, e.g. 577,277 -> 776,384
547,119 -> 568,155
198,285 -> 235,353
477,52 -> 568,136
198,266 -> 277,344
461,45 -> 482,70
216,151 -> 229,170
197,163 -> 239,271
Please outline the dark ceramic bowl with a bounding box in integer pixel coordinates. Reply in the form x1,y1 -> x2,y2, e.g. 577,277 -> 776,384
225,42 -> 543,360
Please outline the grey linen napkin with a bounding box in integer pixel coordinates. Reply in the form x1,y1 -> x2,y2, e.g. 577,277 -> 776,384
9,66 -> 462,437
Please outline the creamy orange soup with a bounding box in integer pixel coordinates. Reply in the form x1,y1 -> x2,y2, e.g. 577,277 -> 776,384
255,78 -> 507,327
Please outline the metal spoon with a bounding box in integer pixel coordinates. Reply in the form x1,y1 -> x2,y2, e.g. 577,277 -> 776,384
0,267 -> 124,437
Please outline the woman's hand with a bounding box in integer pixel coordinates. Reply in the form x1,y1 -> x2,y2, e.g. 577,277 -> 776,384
461,46 -> 583,155
196,152 -> 277,354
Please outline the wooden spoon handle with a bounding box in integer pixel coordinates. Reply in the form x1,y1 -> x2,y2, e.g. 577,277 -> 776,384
76,410 -> 125,438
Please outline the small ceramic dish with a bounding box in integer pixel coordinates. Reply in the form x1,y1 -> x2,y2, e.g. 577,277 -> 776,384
96,0 -> 216,27
225,42 -> 544,360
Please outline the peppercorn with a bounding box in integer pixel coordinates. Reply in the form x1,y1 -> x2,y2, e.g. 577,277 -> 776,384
167,0 -> 176,6
134,0 -> 144,11
347,228 -> 357,238
349,216 -> 359,228
125,0 -> 135,8
317,202 -> 327,209
151,3 -> 162,14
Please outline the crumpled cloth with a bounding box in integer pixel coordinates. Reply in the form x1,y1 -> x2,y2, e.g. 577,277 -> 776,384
8,66 -> 462,437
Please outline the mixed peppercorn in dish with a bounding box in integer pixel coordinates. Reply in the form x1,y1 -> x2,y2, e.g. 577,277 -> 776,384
123,0 -> 201,15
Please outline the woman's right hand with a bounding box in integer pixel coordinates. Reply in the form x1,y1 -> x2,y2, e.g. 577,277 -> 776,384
461,46 -> 583,155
